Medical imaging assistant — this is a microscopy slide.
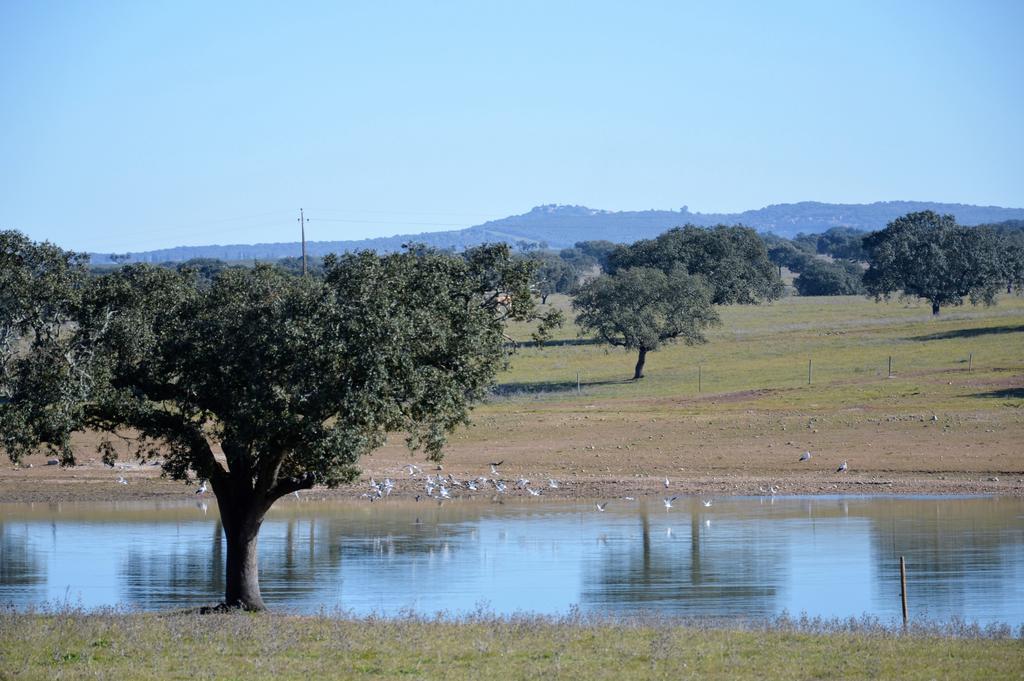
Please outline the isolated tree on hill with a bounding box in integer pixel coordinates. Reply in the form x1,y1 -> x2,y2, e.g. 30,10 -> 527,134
573,266 -> 719,379
863,211 -> 1003,315
1,235 -> 548,611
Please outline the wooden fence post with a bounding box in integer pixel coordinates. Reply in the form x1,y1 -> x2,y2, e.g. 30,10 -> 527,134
900,556 -> 908,628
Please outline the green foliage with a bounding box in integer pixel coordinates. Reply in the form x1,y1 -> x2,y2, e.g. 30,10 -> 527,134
174,257 -> 248,283
606,225 -> 783,304
523,251 -> 578,302
573,267 -> 718,379
816,226 -> 868,260
2,240 -> 543,477
863,211 -> 1004,314
791,232 -> 820,254
794,259 -> 865,296
0,231 -> 90,462
767,241 -> 813,273
575,226 -> 779,379
573,239 -> 619,271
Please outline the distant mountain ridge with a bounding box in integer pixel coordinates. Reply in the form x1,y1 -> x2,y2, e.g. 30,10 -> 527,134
91,201 -> 1024,264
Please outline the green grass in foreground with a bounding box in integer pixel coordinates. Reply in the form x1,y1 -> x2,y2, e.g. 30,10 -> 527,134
1,612 -> 1021,681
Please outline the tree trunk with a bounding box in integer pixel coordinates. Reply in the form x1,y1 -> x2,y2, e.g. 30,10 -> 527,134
633,347 -> 647,380
931,302 -> 940,316
541,293 -> 549,305
221,499 -> 269,611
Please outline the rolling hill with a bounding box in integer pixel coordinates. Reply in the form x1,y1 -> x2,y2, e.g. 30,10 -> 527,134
91,201 -> 1024,264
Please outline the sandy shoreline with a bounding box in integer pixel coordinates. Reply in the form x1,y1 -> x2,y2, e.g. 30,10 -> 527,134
1,453 -> 1019,505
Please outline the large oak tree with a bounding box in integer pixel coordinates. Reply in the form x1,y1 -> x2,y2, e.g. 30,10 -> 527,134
863,211 -> 1004,315
1,233 -> 549,610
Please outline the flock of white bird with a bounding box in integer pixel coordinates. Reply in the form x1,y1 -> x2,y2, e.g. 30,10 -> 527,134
111,448 -> 851,512
344,448 -> 848,512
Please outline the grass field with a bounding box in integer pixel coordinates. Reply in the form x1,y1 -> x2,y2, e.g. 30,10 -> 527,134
501,293 -> 1024,406
1,610 -> 1020,681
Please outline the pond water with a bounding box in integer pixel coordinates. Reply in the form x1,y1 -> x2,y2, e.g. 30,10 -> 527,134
2,496 -> 1023,624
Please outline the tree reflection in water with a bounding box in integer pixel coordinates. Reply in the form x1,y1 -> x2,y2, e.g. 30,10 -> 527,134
580,501 -> 783,617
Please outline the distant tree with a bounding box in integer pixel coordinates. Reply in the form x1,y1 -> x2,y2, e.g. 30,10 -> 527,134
863,211 -> 1004,315
574,240 -> 618,272
577,226 -> 780,379
793,259 -> 865,296
525,252 -> 577,303
998,233 -> 1024,293
980,221 -> 1024,293
173,258 -> 241,284
1,237 -> 550,611
607,225 -> 783,304
573,266 -> 718,379
274,256 -> 325,277
767,241 -> 813,276
791,233 -> 820,254
816,227 -> 868,261
557,247 -> 595,272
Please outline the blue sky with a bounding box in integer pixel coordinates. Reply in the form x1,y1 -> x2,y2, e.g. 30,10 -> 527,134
2,1 -> 1022,253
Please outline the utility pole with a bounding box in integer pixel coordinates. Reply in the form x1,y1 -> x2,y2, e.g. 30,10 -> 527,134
298,208 -> 309,276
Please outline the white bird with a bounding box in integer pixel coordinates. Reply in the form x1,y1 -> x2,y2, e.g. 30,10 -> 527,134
527,487 -> 541,497
383,478 -> 395,496
548,478 -> 560,489
117,475 -> 128,485
466,480 -> 478,491
489,462 -> 503,476
800,451 -> 812,462
702,499 -> 713,507
595,502 -> 608,512
195,480 -> 207,495
623,496 -> 636,501
494,480 -> 507,494
404,464 -> 422,476
663,496 -> 678,509
837,460 -> 848,473
516,476 -> 530,489
769,484 -> 779,496
663,477 -> 670,489
439,486 -> 451,499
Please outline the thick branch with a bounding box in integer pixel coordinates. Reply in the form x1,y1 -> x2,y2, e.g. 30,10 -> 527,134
268,472 -> 316,501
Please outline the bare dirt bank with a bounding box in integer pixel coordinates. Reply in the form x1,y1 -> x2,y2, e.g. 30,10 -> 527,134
2,404 -> 1020,504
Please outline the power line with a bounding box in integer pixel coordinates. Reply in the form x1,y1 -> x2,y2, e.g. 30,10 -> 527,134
309,217 -> 469,227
